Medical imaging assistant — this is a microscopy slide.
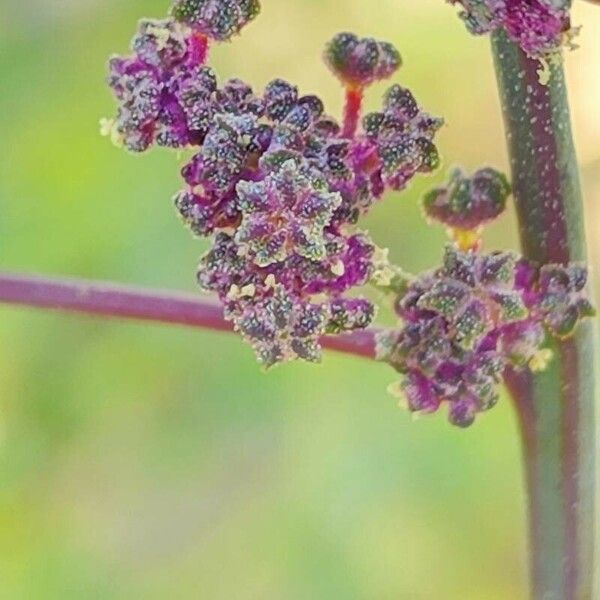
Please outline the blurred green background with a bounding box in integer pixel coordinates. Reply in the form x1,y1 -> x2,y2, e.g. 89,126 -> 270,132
1,1 -> 599,598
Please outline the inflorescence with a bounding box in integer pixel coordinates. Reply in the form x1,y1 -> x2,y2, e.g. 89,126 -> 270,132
105,0 -> 441,368
378,168 -> 594,426
105,0 -> 593,426
447,0 -> 575,57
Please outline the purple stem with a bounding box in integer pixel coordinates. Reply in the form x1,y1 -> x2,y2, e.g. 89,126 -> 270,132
0,272 -> 378,360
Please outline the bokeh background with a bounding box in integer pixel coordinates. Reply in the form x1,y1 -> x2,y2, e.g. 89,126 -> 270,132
1,1 -> 599,598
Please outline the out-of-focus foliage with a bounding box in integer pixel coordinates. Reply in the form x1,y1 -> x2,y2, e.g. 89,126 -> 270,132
0,1 -> 598,598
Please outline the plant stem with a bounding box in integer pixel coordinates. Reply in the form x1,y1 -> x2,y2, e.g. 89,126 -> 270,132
492,30 -> 597,599
190,32 -> 210,65
342,86 -> 363,138
0,272 -> 378,360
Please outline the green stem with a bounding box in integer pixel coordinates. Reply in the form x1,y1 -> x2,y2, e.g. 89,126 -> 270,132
492,31 -> 597,599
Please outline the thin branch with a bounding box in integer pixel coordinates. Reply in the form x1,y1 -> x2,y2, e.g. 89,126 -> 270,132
0,272 -> 379,360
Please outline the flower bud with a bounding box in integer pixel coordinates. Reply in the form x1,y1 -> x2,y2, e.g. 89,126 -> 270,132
324,33 -> 401,89
423,167 -> 511,230
171,0 -> 260,41
538,263 -> 596,338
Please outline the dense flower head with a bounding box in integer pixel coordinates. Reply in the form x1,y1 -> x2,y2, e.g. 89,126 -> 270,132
107,5 -> 597,425
379,243 -> 594,427
423,167 -> 511,231
105,18 -> 214,152
448,0 -> 573,57
162,33 -> 441,364
188,154 -> 379,366
363,85 -> 443,191
171,0 -> 260,41
106,17 -> 443,366
196,229 -> 377,367
324,33 -> 402,89
379,245 -> 539,426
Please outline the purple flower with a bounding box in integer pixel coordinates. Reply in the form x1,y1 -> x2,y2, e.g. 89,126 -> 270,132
197,232 -> 260,298
423,167 -> 511,231
537,264 -> 596,337
183,113 -> 258,195
105,19 -> 213,152
297,232 -> 376,296
171,0 -> 260,41
106,22 -> 443,366
327,298 -> 376,334
379,245 -> 536,426
380,241 -> 595,426
448,0 -> 573,57
197,233 -> 376,366
363,85 -> 443,191
262,79 -> 300,122
235,160 -> 342,266
232,285 -> 331,367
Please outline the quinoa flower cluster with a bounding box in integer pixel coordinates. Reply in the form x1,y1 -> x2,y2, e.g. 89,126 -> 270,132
105,0 -> 442,367
105,0 -> 594,426
378,169 -> 594,426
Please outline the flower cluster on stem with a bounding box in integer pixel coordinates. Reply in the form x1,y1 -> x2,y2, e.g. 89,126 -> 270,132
105,0 -> 442,367
378,168 -> 594,426
105,0 -> 594,425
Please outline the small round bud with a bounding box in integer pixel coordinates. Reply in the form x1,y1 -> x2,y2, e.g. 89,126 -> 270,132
235,160 -> 342,266
538,263 -> 596,338
423,167 -> 511,230
449,0 -> 573,57
263,79 -> 298,122
171,0 -> 260,41
324,32 -> 401,88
